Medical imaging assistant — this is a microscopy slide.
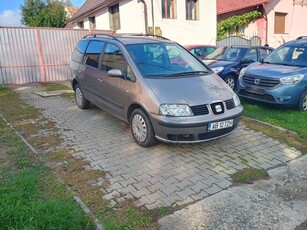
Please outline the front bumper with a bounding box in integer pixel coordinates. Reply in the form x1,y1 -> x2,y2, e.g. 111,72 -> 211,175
237,79 -> 303,107
149,106 -> 243,143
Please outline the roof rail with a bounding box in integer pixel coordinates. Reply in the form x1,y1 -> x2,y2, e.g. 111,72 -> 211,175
296,36 -> 307,40
82,33 -> 170,41
82,33 -> 119,40
116,33 -> 170,40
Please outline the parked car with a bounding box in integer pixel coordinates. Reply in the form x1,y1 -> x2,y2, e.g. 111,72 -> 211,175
184,45 -> 217,60
205,45 -> 274,89
70,34 -> 243,147
203,46 -> 227,64
237,37 -> 307,111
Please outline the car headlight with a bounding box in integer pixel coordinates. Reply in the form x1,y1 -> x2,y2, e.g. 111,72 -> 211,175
160,104 -> 193,116
211,66 -> 224,73
239,67 -> 247,79
233,94 -> 241,107
280,74 -> 304,85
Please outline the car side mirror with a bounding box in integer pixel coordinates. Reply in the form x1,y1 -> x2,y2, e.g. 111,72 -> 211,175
108,69 -> 123,77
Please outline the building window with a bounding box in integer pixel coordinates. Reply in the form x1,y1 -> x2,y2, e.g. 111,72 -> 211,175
186,0 -> 198,20
77,21 -> 84,29
162,0 -> 176,19
89,16 -> 96,30
109,4 -> 120,30
274,12 -> 286,34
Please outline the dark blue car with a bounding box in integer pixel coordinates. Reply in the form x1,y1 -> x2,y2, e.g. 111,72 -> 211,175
205,46 -> 273,89
237,37 -> 307,111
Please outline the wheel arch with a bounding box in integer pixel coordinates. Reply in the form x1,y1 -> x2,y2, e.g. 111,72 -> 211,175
72,79 -> 79,91
127,103 -> 148,123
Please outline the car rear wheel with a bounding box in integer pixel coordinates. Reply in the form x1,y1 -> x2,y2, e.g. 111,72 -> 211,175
297,91 -> 307,111
75,84 -> 90,109
130,109 -> 157,147
225,76 -> 236,90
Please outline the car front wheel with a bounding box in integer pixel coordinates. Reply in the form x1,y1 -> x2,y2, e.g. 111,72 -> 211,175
297,90 -> 307,111
130,109 -> 157,147
75,84 -> 90,109
225,75 -> 236,90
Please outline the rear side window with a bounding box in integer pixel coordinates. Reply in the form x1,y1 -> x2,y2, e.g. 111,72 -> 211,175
72,40 -> 89,63
84,41 -> 104,68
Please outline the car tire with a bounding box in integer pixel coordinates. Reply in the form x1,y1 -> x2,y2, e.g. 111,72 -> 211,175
75,84 -> 90,109
297,90 -> 307,111
225,75 -> 236,90
130,108 -> 157,147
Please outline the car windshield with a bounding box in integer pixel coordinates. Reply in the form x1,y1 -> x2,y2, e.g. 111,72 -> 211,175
205,47 -> 226,60
263,45 -> 307,67
126,43 -> 210,78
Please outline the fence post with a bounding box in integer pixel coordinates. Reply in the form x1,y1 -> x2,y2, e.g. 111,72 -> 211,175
36,28 -> 46,82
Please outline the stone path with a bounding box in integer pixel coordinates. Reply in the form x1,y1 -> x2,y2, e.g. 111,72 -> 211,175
14,83 -> 301,209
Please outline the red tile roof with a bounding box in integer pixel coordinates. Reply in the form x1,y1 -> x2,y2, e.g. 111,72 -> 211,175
217,0 -> 269,15
66,6 -> 79,17
68,0 -> 113,22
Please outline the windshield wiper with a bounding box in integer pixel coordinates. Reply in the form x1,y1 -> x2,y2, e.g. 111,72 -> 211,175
166,71 -> 209,77
260,60 -> 271,64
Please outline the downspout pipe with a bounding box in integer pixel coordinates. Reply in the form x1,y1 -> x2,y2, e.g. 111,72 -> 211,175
140,0 -> 148,34
262,3 -> 268,45
151,0 -> 155,35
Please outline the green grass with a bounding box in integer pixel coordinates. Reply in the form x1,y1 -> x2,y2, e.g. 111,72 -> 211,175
0,118 -> 95,230
242,100 -> 307,138
241,100 -> 307,154
231,168 -> 270,184
41,82 -> 71,91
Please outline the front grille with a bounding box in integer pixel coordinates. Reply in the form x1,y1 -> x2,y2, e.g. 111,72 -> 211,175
225,99 -> 235,110
190,104 -> 209,116
190,99 -> 235,116
239,90 -> 275,102
243,75 -> 280,88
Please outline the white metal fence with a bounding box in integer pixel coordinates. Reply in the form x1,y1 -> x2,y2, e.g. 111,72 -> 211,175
0,26 -> 111,84
217,36 -> 262,47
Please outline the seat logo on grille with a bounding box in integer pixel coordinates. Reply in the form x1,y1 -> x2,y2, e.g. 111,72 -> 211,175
254,79 -> 260,85
215,104 -> 222,113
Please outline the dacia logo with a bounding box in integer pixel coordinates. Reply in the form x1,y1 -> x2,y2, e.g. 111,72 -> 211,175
254,79 -> 260,85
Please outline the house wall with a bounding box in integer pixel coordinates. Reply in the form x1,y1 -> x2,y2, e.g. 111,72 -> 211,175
71,0 -> 216,46
265,0 -> 307,48
147,0 -> 216,45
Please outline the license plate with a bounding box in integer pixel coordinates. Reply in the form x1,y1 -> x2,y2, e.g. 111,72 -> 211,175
246,87 -> 264,95
208,119 -> 233,131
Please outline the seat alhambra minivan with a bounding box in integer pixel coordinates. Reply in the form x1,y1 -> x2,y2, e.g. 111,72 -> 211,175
70,34 -> 243,147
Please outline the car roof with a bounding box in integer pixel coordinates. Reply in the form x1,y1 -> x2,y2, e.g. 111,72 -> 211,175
283,37 -> 307,47
226,45 -> 273,50
184,45 -> 218,49
81,34 -> 175,45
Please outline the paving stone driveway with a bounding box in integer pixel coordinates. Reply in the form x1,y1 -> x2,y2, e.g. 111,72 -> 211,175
16,83 -> 301,210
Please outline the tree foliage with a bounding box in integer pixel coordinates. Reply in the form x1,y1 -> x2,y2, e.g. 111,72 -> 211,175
217,10 -> 263,40
20,0 -> 71,28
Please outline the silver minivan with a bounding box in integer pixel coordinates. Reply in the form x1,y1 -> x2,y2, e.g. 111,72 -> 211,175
70,34 -> 243,147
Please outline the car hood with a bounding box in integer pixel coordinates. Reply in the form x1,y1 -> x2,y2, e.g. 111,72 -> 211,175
246,62 -> 307,78
145,74 -> 234,105
206,60 -> 235,68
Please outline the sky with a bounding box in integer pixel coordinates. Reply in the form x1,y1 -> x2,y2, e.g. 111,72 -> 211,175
0,0 -> 85,26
